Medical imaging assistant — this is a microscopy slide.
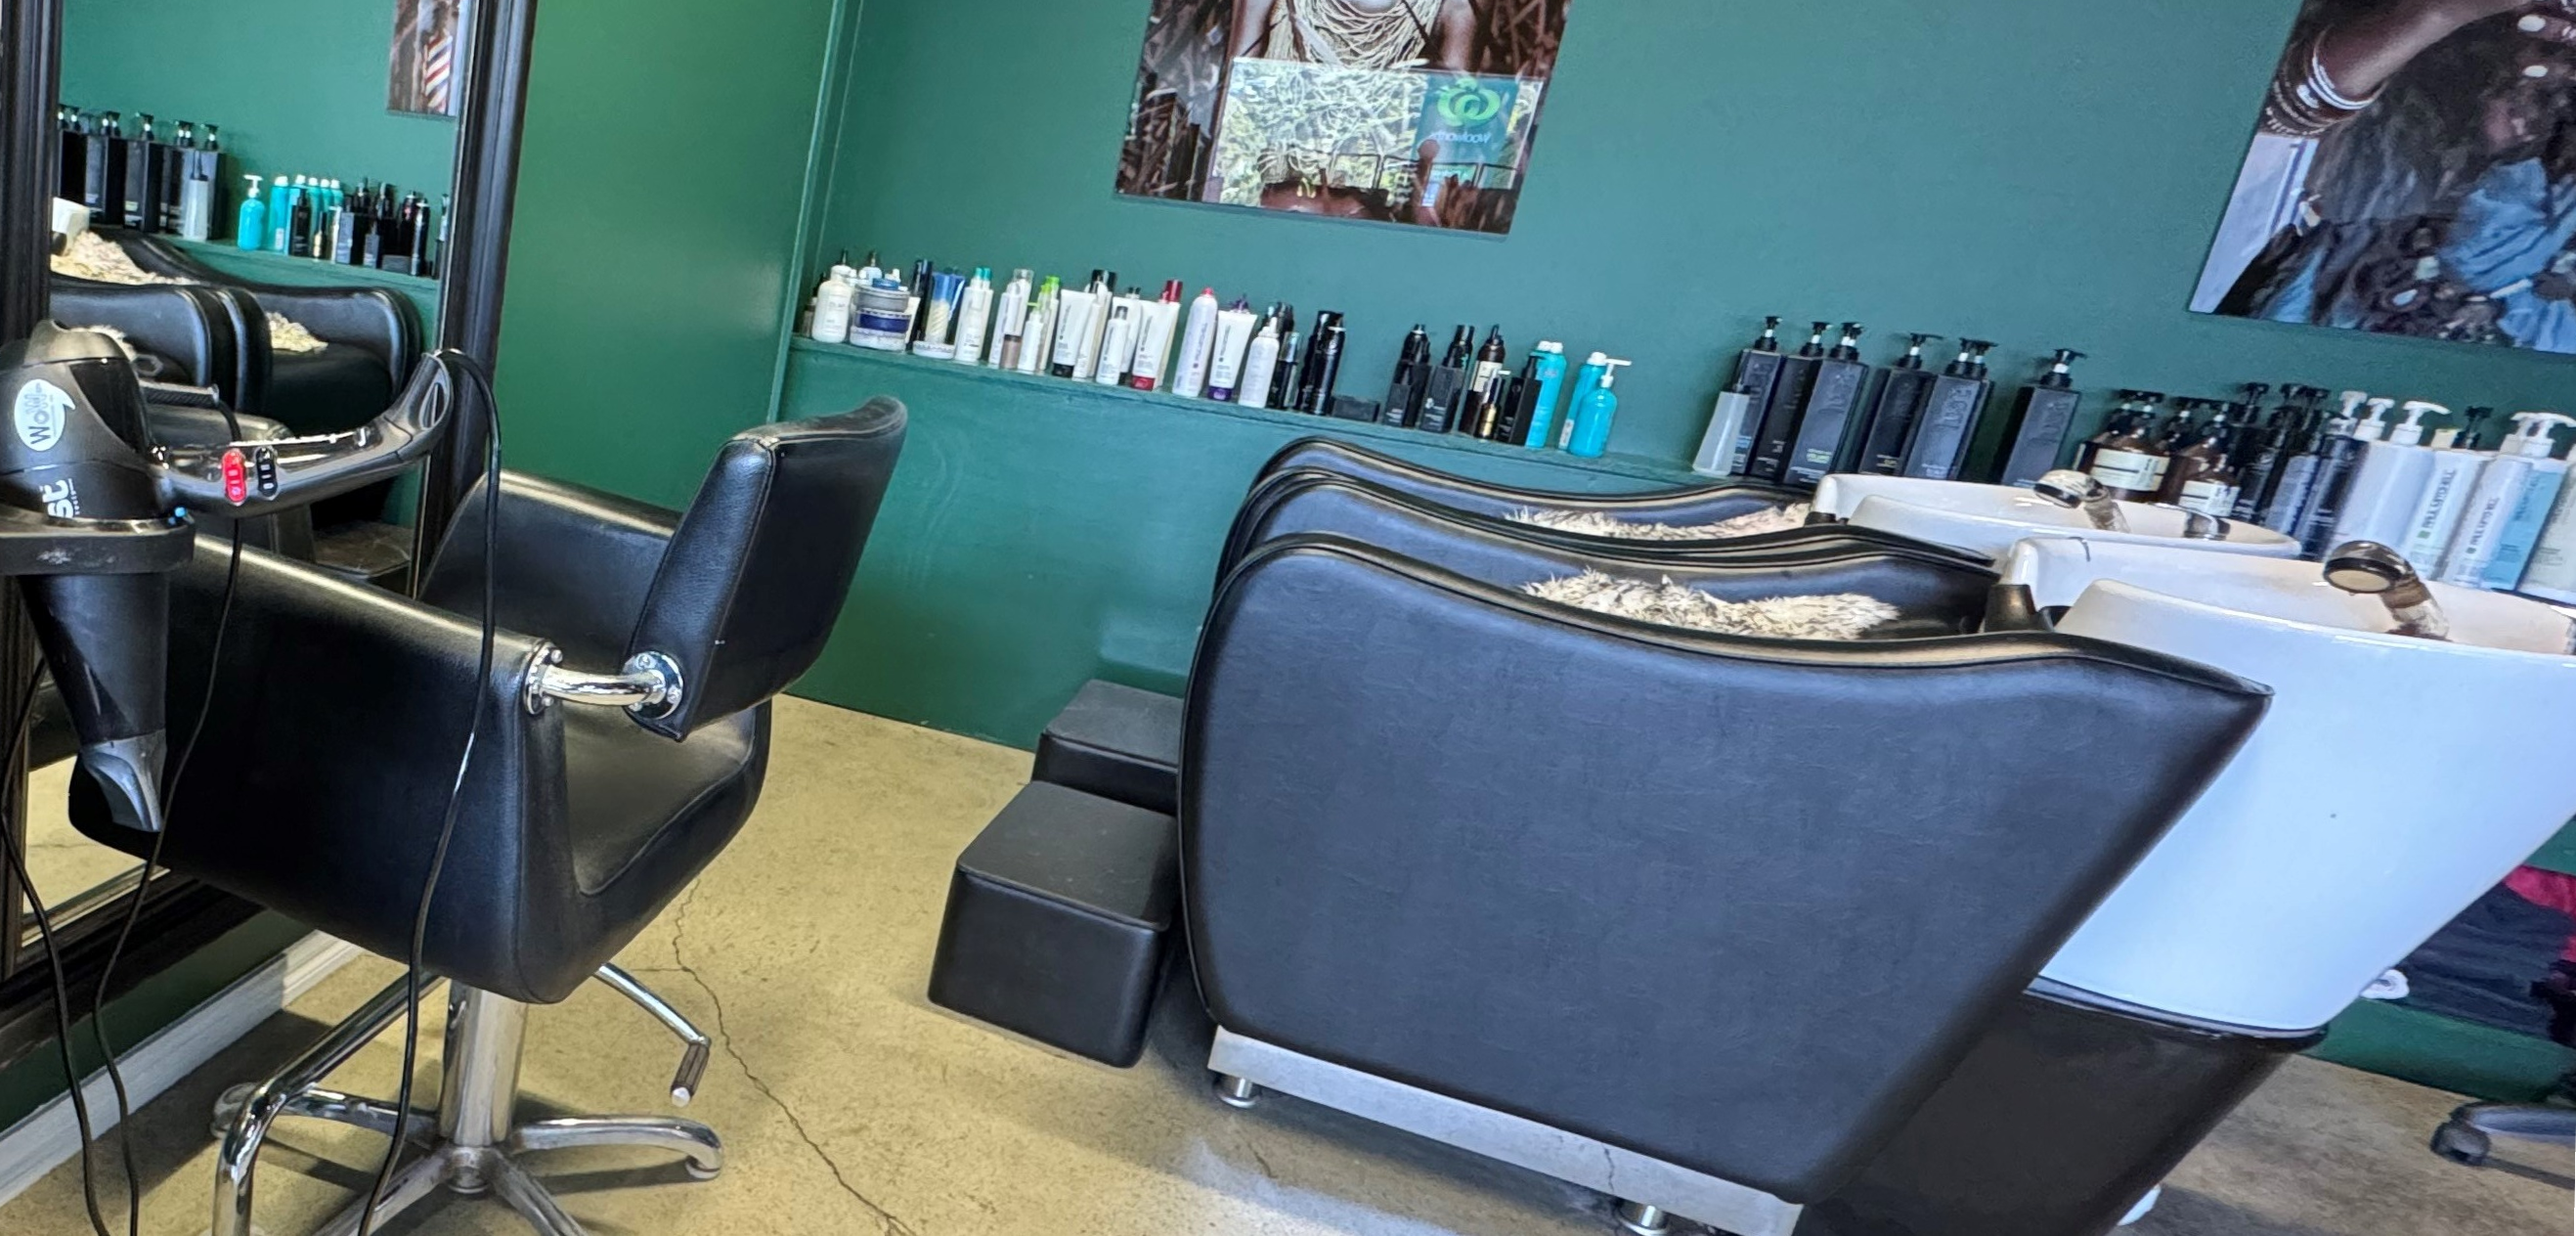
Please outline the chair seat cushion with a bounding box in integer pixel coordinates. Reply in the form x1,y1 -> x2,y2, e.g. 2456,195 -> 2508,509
563,703 -> 762,897
1032,681 -> 1182,815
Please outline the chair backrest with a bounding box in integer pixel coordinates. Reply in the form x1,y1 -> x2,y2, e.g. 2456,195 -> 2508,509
627,398 -> 907,738
1223,471 -> 1985,587
1253,436 -> 1806,525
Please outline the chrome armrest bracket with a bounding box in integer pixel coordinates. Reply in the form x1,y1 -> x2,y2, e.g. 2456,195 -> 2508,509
522,646 -> 685,720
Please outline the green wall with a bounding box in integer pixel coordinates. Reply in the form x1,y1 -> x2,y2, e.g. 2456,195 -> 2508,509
60,0 -> 457,246
491,0 -> 852,508
818,0 -> 2576,468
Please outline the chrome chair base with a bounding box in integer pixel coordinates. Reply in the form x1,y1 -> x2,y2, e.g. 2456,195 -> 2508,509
212,967 -> 722,1236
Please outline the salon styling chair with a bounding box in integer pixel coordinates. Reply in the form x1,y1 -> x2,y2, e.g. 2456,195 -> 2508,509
67,400 -> 906,1236
1185,536 -> 2268,1235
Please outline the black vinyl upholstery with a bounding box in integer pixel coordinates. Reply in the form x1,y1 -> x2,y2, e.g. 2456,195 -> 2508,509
1183,539 -> 2269,1203
1255,437 -> 1808,526
1222,471 -> 1984,586
48,282 -> 245,398
69,403 -> 908,1003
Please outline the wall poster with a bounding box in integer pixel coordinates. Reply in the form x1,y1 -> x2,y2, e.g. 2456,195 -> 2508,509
1116,0 -> 1574,235
2195,1 -> 2576,353
388,0 -> 465,117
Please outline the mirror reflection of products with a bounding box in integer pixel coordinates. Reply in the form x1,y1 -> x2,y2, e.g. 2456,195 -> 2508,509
57,107 -> 220,242
57,106 -> 444,278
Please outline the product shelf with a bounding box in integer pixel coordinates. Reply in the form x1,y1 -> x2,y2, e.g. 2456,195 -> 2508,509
787,335 -> 1705,488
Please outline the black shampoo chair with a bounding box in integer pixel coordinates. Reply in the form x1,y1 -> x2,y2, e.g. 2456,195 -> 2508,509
1186,538 -> 2268,1235
1254,437 -> 1807,526
50,281 -> 250,400
71,401 -> 905,1236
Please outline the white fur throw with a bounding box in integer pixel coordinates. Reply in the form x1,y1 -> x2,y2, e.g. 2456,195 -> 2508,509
1513,504 -> 1812,542
51,231 -> 328,354
1528,571 -> 1900,640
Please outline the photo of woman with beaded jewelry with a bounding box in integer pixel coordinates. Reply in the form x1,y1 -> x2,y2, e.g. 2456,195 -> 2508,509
1114,0 -> 1572,234
2195,0 -> 2576,353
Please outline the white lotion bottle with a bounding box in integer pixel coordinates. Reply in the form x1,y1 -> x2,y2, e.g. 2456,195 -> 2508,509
809,274 -> 854,345
1127,284 -> 1182,391
1094,305 -> 1138,387
2484,415 -> 2575,591
1238,314 -> 1283,409
953,269 -> 996,365
1013,302 -> 1049,375
1205,301 -> 1260,401
2332,400 -> 2439,549
1172,288 -> 1221,399
2400,421 -> 2493,573
1049,289 -> 1097,379
2442,413 -> 2560,586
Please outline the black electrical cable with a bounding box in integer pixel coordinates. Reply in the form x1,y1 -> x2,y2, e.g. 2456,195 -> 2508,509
359,357 -> 498,1236
84,401 -> 249,1236
0,670 -> 114,1236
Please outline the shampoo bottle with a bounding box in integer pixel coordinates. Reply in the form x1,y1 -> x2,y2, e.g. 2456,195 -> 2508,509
1128,282 -> 1185,392
1853,333 -> 1943,476
1746,322 -> 1830,482
1784,323 -> 1873,486
1992,348 -> 2089,488
1566,360 -> 1633,459
2400,416 -> 2494,572
992,270 -> 1034,369
1896,340 -> 1996,481
2330,400 -> 2439,550
2291,394 -> 2383,555
809,270 -> 855,344
2482,414 -> 2575,591
236,175 -> 266,250
2441,412 -> 2569,586
953,268 -> 996,365
1520,341 -> 1570,449
1094,304 -> 1139,386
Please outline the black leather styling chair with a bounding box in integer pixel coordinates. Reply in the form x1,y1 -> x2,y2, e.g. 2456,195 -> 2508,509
1183,536 -> 2270,1236
1256,437 -> 1809,526
68,400 -> 906,1236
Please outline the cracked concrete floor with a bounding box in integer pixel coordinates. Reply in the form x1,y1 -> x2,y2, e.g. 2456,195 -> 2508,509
2,697 -> 2570,1235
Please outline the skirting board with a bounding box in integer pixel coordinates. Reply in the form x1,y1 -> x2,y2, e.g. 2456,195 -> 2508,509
0,932 -> 366,1209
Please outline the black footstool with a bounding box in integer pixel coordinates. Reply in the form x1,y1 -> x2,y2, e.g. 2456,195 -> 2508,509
929,782 -> 1178,1066
1032,681 -> 1182,815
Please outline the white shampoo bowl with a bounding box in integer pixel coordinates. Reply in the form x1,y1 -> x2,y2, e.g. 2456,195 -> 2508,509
1812,475 -> 2301,561
2004,537 -> 2576,1032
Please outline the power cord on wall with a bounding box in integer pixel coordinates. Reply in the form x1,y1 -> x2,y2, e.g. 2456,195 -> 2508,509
0,670 -> 112,1236
359,356 -> 500,1236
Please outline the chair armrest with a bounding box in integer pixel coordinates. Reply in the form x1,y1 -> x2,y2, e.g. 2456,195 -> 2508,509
1256,436 -> 1807,525
421,472 -> 681,669
1184,540 -> 2268,1203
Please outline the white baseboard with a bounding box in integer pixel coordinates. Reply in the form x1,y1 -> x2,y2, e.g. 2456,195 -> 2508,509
0,932 -> 367,1209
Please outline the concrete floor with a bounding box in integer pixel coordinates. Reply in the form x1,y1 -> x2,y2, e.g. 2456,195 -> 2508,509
1,697 -> 2568,1235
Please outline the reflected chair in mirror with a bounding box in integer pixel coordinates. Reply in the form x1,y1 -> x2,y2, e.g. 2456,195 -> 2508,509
69,400 -> 907,1236
70,226 -> 428,585
1251,436 -> 1810,528
1183,537 -> 2269,1234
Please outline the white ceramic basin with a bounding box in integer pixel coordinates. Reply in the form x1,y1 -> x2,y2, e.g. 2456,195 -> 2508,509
1811,475 -> 2301,560
2004,537 -> 2576,1032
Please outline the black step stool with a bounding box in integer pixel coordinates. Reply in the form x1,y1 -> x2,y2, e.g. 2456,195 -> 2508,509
1032,681 -> 1182,815
930,782 -> 1178,1067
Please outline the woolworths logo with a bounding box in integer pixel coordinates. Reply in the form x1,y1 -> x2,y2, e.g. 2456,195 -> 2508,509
1433,78 -> 1506,127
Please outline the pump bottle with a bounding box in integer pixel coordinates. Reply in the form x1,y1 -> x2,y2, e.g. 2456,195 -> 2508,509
1519,341 -> 1569,449
1850,334 -> 1943,477
2329,400 -> 2439,550
236,175 -> 267,251
2480,414 -> 2574,591
1746,322 -> 1829,482
1567,360 -> 1632,459
1993,349 -> 2089,488
2289,394 -> 2380,554
1784,324 -> 1872,486
2441,412 -> 2574,586
2400,414 -> 2494,572
1896,340 -> 1996,481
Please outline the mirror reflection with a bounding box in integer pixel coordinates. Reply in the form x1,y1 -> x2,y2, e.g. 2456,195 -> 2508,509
25,0 -> 463,935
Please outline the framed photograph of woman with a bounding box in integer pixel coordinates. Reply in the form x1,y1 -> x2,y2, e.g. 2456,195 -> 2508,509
1115,0 -> 1576,234
388,0 -> 465,117
2195,0 -> 2576,354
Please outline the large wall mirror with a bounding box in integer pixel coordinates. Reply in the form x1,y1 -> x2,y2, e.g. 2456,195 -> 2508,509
0,0 -> 525,1036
